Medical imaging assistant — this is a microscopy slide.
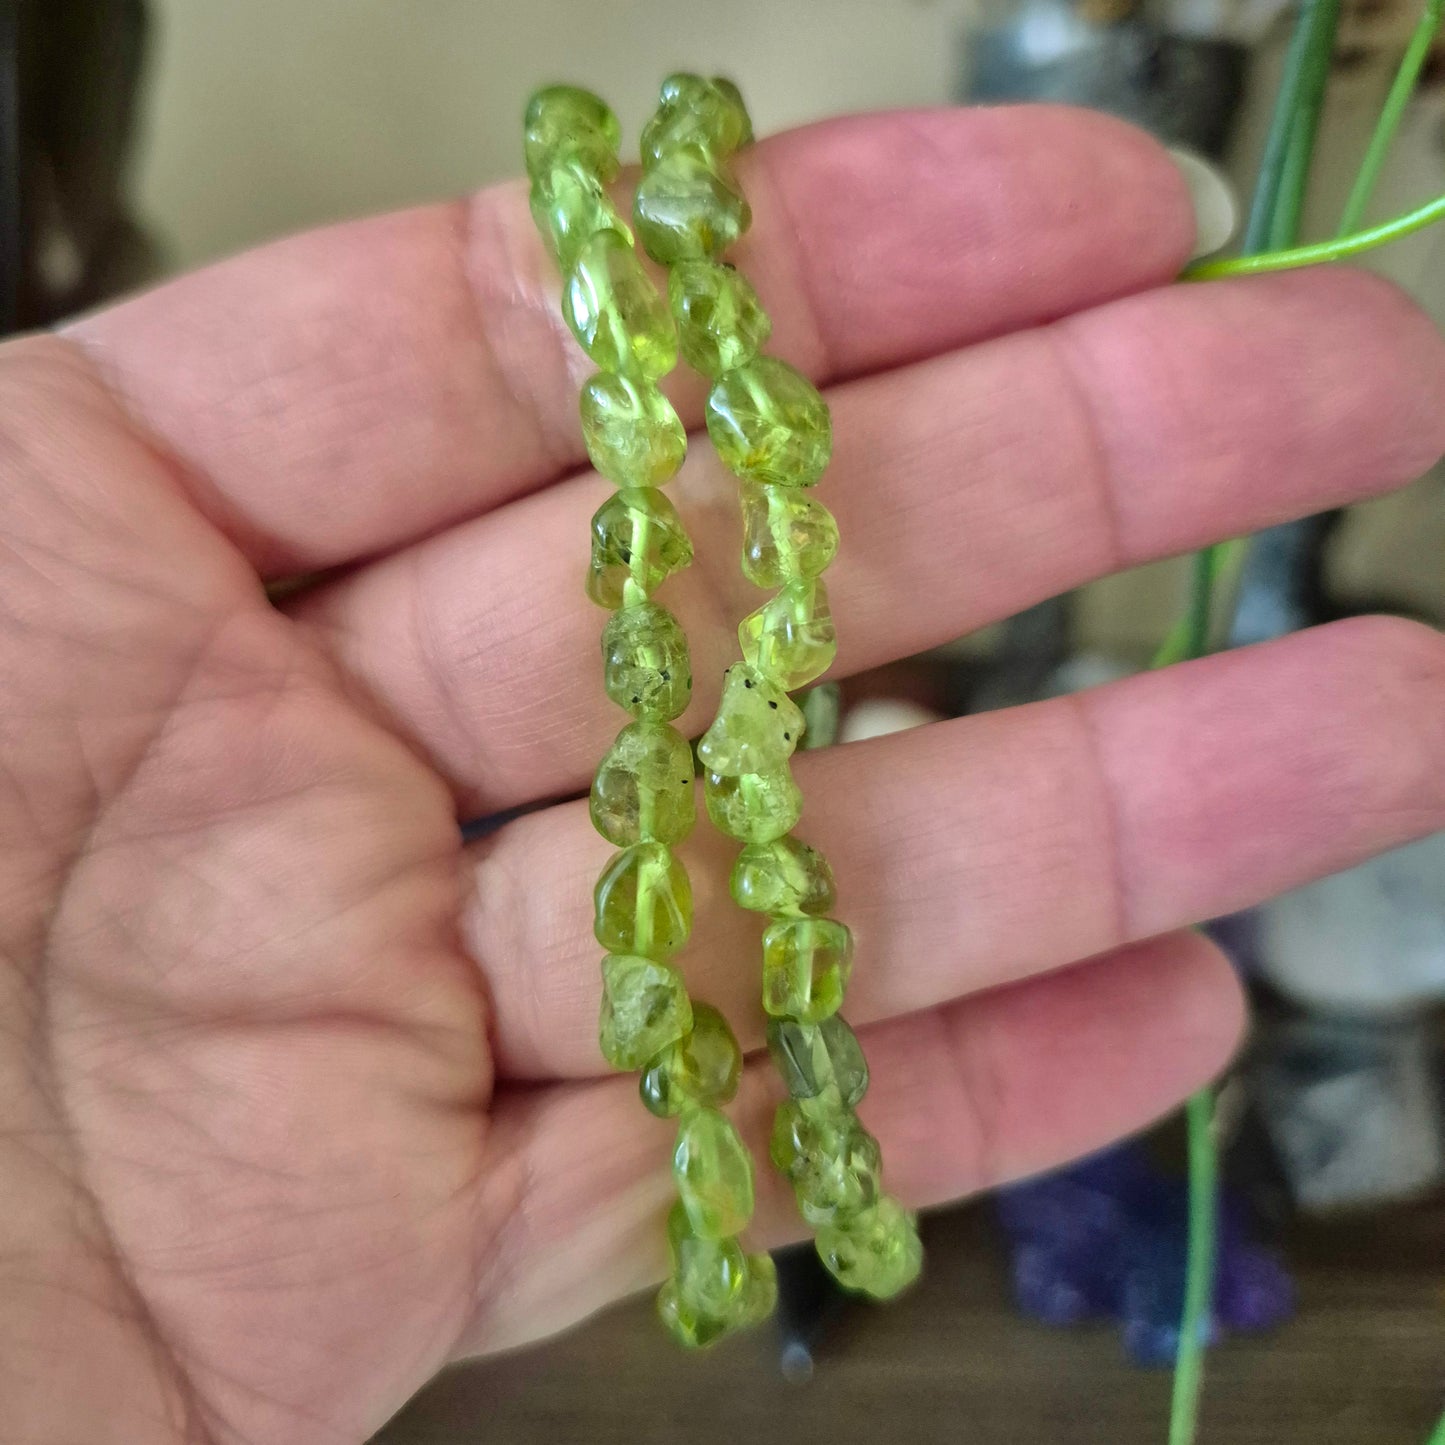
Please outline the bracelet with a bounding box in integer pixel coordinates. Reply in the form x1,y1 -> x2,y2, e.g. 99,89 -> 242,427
523,84 -> 776,1348
633,73 -> 923,1300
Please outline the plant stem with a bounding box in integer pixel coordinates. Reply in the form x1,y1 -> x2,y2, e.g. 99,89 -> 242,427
1168,1091 -> 1219,1445
1338,0 -> 1445,235
1190,192 -> 1445,278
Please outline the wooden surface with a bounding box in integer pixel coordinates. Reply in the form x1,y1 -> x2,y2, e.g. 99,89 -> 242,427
376,1200 -> 1445,1445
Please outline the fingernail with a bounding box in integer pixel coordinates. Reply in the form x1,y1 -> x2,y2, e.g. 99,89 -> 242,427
1168,147 -> 1238,261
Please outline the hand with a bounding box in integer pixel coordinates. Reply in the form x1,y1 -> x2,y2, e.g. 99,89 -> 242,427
3,106 -> 1442,1445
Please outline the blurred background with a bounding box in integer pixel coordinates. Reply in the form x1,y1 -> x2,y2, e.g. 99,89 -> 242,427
4,2 -> 1442,1441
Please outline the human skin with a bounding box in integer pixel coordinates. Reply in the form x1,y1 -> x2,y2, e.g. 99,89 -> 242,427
1,105 -> 1443,1444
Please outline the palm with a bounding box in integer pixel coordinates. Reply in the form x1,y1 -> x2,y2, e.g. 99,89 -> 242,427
4,105 -> 1444,1445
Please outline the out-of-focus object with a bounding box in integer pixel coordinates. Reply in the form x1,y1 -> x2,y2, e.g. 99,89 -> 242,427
995,1140 -> 1295,1365
1,0 -> 154,332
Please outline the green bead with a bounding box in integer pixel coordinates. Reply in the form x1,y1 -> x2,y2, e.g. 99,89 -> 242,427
594,842 -> 692,960
579,373 -> 686,489
770,1099 -> 882,1226
739,481 -> 839,587
730,836 -> 836,916
739,577 -> 838,690
815,1195 -> 923,1299
766,1014 -> 868,1108
590,721 -> 696,846
641,1002 -> 743,1118
703,765 -> 802,844
656,1247 -> 775,1348
529,160 -> 632,273
602,601 -> 691,720
761,916 -> 853,1022
563,230 -> 678,381
673,1107 -> 755,1239
641,74 -> 752,167
668,260 -> 771,379
705,356 -> 832,487
696,664 -> 805,776
634,148 -> 752,264
598,953 -> 692,1071
524,84 -> 622,180
585,488 -> 693,609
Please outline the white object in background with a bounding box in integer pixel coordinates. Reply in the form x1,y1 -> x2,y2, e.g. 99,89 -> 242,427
837,699 -> 944,744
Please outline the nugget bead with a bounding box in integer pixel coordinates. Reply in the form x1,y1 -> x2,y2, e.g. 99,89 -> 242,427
696,664 -> 805,776
814,1196 -> 923,1300
641,73 -> 752,166
602,601 -> 691,720
641,1002 -> 742,1117
530,159 -> 632,272
761,916 -> 853,1022
594,842 -> 692,959
766,1014 -> 868,1108
738,481 -> 839,587
564,230 -> 678,380
669,261 -> 771,378
703,765 -> 803,844
673,1107 -> 756,1239
705,356 -> 833,487
598,953 -> 692,1070
634,147 -> 752,263
738,577 -> 838,689
524,84 -> 622,179
590,722 -> 695,846
580,373 -> 687,488
586,488 -> 694,609
658,1205 -> 776,1347
770,1099 -> 883,1226
731,836 -> 836,916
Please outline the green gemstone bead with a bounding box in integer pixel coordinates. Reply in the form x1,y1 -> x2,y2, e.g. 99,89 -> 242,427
673,1107 -> 755,1239
590,721 -> 696,846
563,230 -> 678,381
656,1247 -> 775,1348
594,842 -> 692,960
666,1201 -> 745,1314
730,836 -> 836,916
524,84 -> 622,180
815,1195 -> 923,1299
641,74 -> 752,167
739,577 -> 838,690
602,601 -> 691,720
598,953 -> 692,1071
579,373 -> 687,489
770,1098 -> 882,1227
529,160 -> 632,273
761,916 -> 853,1022
668,260 -> 771,379
705,356 -> 832,487
766,1014 -> 868,1108
695,664 -> 805,776
702,765 -> 802,844
738,481 -> 839,587
641,1002 -> 743,1118
585,488 -> 693,610
634,148 -> 752,264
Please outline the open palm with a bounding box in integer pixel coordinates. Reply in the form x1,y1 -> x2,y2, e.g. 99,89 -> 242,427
3,106 -> 1443,1445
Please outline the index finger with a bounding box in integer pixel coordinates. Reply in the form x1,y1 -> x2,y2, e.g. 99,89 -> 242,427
66,106 -> 1195,575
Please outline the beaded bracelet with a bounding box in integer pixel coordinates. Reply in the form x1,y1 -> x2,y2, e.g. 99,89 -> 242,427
632,74 -> 923,1300
524,84 -> 776,1347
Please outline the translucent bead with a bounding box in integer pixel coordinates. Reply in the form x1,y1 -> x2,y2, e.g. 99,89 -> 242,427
702,765 -> 802,844
770,1099 -> 882,1226
529,160 -> 632,273
563,230 -> 678,381
705,356 -> 832,487
668,261 -> 771,378
673,1107 -> 755,1239
523,85 -> 622,180
602,601 -> 691,720
594,842 -> 692,960
598,953 -> 692,1071
585,489 -> 693,609
580,374 -> 687,489
766,1014 -> 868,1108
641,1002 -> 743,1118
815,1195 -> 923,1299
739,577 -> 837,690
730,835 -> 836,916
590,721 -> 696,846
695,664 -> 805,776
641,74 -> 753,167
634,149 -> 752,264
656,1247 -> 776,1348
738,481 -> 839,587
761,916 -> 853,1022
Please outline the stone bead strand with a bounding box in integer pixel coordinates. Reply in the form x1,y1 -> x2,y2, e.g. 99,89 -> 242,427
524,85 -> 776,1347
633,74 -> 922,1300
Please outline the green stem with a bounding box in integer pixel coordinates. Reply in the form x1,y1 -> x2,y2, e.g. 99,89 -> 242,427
1338,0 -> 1445,235
1189,192 -> 1445,278
1168,1091 -> 1219,1445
